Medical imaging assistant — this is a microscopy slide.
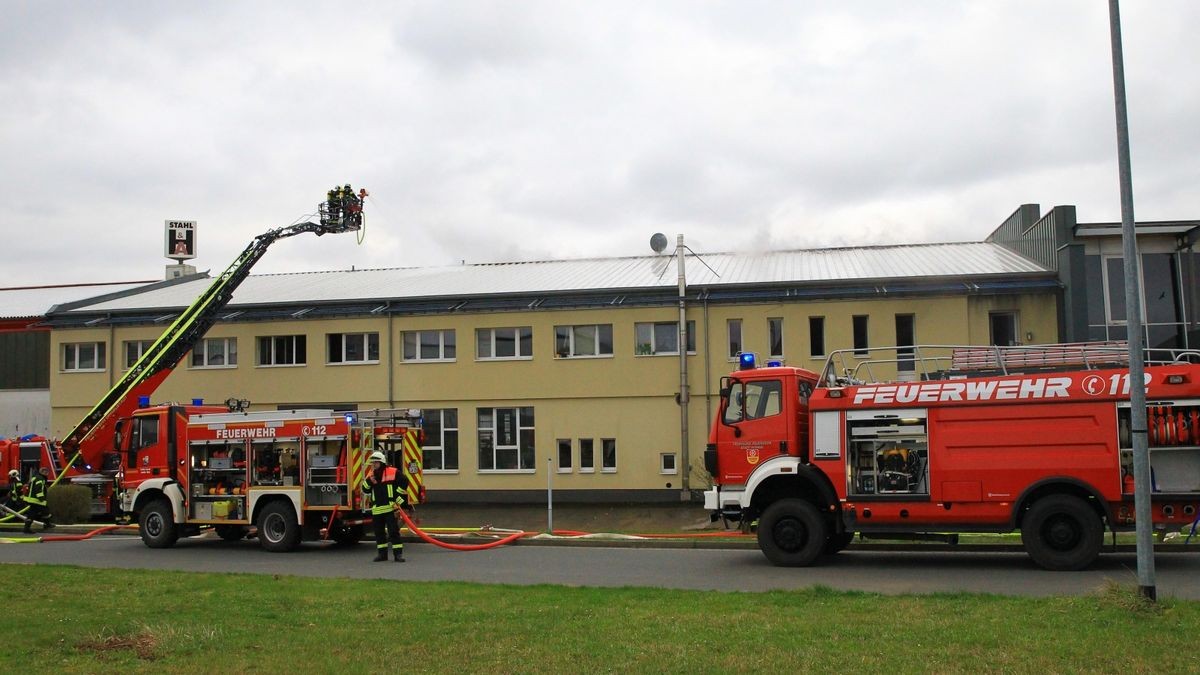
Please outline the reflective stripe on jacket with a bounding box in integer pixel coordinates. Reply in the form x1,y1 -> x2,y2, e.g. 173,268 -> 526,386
367,466 -> 405,516
23,475 -> 47,507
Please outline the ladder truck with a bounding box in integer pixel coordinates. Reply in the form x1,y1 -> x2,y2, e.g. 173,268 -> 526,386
7,187 -> 368,522
704,343 -> 1200,570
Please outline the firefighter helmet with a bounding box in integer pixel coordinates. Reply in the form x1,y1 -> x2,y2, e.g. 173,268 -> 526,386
7,469 -> 17,479
368,451 -> 387,464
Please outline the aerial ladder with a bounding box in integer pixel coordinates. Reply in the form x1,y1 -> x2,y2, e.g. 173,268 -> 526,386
55,186 -> 369,484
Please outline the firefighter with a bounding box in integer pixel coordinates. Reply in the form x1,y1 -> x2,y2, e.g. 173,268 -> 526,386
5,469 -> 22,510
22,467 -> 54,533
365,450 -> 406,562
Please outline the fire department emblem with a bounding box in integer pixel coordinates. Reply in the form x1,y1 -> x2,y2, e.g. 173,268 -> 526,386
746,448 -> 760,465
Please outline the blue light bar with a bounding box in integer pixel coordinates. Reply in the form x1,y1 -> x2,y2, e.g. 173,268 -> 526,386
137,396 -> 150,407
739,352 -> 757,370
766,360 -> 783,368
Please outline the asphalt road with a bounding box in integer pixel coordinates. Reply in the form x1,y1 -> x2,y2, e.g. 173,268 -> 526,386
2,534 -> 1199,599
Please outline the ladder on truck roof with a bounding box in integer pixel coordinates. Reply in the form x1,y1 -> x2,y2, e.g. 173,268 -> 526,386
820,342 -> 1200,387
57,190 -> 367,474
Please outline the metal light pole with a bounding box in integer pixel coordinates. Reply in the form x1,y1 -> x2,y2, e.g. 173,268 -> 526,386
651,232 -> 691,498
1108,0 -> 1155,601
676,234 -> 691,496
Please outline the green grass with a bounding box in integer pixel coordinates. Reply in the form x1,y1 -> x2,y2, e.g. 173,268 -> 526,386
1,564 -> 1197,673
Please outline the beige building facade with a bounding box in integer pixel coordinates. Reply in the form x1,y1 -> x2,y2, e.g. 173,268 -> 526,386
46,242 -> 1060,503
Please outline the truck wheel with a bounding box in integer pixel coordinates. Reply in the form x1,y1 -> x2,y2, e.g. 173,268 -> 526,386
257,502 -> 301,552
331,524 -> 364,546
1021,495 -> 1103,571
139,499 -> 178,549
824,531 -> 855,555
757,498 -> 828,566
215,525 -> 248,541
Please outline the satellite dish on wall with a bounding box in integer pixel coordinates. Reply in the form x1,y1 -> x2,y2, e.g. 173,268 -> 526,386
650,232 -> 668,254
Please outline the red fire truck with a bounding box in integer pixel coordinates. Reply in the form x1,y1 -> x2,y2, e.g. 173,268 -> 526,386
1,187 -> 368,518
704,343 -> 1200,570
119,407 -> 423,551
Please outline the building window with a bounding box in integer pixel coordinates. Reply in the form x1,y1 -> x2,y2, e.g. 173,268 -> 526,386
1103,256 -> 1128,324
809,317 -> 825,357
422,409 -> 459,472
554,324 -> 613,358
660,452 -> 677,474
258,335 -> 307,367
601,438 -> 617,473
63,342 -> 106,372
989,312 -> 1018,347
192,337 -> 237,368
477,327 -> 533,360
634,321 -> 696,355
403,330 -> 456,362
557,439 -> 572,473
123,340 -> 153,369
477,407 -> 535,471
853,315 -> 869,356
768,317 -> 784,358
727,319 -> 742,360
895,314 -> 915,373
327,332 -> 379,364
579,438 -> 594,473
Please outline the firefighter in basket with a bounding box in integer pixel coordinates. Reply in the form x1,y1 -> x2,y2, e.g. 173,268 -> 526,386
364,451 -> 406,563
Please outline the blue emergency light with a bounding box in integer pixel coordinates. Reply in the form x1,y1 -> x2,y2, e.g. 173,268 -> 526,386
344,412 -> 357,424
739,352 -> 757,370
137,396 -> 150,407
767,360 -> 783,367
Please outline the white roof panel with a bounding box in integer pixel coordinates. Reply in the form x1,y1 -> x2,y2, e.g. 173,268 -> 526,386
0,282 -> 154,319
63,243 -> 1048,313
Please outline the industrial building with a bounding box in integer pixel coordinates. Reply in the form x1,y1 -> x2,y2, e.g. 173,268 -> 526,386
24,204 -> 1200,503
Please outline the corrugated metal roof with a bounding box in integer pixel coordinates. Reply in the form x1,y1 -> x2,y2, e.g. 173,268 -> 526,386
60,242 -> 1049,314
0,281 -> 155,319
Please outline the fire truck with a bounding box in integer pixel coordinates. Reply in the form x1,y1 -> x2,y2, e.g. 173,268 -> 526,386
1,187 -> 368,521
704,343 -> 1200,570
121,406 -> 424,551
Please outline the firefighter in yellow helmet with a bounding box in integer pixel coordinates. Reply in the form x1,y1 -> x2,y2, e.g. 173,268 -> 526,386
5,469 -> 22,511
365,450 -> 406,562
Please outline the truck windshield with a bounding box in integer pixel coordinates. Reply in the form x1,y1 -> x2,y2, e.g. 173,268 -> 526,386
723,380 -> 782,424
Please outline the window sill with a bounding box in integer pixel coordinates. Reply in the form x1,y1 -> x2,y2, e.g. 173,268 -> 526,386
478,469 -> 537,475
554,354 -> 614,360
634,352 -> 697,358
476,356 -> 534,362
188,365 -> 238,370
255,363 -> 307,369
660,470 -> 679,475
325,360 -> 381,366
601,468 -> 617,474
401,358 -> 457,364
579,468 -> 595,474
424,469 -> 459,475
556,468 -> 573,474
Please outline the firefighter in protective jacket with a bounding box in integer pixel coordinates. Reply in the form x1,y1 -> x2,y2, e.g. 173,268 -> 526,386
5,469 -> 22,511
22,467 -> 53,533
365,451 -> 406,562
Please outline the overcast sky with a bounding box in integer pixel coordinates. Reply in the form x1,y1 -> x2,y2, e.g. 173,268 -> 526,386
2,1 -> 1197,285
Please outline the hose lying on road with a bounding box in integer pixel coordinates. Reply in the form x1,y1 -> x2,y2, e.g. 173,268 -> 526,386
395,507 -> 529,551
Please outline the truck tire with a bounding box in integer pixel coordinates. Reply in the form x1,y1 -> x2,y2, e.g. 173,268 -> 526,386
757,498 -> 828,566
215,525 -> 248,541
139,499 -> 178,549
257,501 -> 301,552
1021,495 -> 1103,571
824,531 -> 855,555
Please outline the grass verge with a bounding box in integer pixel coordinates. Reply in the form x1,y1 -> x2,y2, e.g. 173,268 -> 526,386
0,564 -> 1196,673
